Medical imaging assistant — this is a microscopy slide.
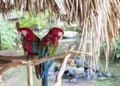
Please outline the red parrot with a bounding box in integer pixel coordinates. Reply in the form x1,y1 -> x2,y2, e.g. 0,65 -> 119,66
39,27 -> 64,86
16,22 -> 41,78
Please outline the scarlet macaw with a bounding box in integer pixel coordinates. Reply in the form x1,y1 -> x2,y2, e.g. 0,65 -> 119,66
16,22 -> 41,78
39,27 -> 64,86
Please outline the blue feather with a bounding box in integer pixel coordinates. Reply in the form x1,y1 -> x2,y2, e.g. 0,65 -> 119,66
40,60 -> 54,78
40,47 -> 54,86
32,42 -> 38,54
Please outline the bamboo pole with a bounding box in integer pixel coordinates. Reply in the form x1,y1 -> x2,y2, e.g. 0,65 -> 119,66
27,65 -> 33,86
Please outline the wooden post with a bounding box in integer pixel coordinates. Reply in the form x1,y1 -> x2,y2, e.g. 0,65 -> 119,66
0,74 -> 3,86
27,66 -> 33,86
0,32 -> 1,50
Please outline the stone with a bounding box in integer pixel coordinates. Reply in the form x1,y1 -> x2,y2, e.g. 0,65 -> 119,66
63,31 -> 78,38
106,72 -> 113,77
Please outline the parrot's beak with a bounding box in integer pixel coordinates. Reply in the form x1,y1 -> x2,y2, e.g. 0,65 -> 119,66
59,35 -> 63,40
58,32 -> 64,40
21,34 -> 25,42
18,31 -> 21,39
18,31 -> 26,42
18,32 -> 24,41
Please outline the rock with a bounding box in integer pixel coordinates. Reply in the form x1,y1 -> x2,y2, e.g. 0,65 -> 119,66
63,66 -> 84,80
106,72 -> 113,77
84,67 -> 91,79
97,72 -> 102,77
70,78 -> 77,83
84,66 -> 102,80
97,77 -> 106,80
49,74 -> 56,81
74,58 -> 81,68
74,57 -> 85,68
63,31 -> 78,38
49,70 -> 57,81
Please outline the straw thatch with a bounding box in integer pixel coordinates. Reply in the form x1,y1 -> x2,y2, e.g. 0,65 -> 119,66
0,0 -> 120,72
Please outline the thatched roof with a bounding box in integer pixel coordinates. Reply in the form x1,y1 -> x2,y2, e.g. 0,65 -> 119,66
1,0 -> 120,71
1,0 -> 120,23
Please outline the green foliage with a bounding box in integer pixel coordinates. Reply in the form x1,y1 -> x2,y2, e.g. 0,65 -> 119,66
18,11 -> 49,29
17,11 -> 81,31
114,38 -> 120,59
110,38 -> 120,61
61,22 -> 81,31
0,18 -> 17,49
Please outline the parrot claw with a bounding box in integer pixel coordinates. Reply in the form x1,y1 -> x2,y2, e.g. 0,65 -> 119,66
27,54 -> 34,61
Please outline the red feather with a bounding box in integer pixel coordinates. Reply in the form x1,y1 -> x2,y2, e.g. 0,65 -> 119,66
42,27 -> 64,47
18,28 -> 40,54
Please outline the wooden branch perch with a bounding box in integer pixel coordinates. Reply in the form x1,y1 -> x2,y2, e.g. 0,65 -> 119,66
54,44 -> 76,86
0,61 -> 11,67
0,50 -> 92,66
0,62 -> 19,74
0,51 -> 92,63
0,48 -> 92,74
0,55 -> 26,61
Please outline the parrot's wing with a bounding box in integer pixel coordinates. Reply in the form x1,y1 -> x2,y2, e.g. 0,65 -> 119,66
40,60 -> 54,78
32,42 -> 39,54
40,46 -> 56,78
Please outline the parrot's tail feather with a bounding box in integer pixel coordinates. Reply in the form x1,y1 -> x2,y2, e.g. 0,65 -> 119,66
42,73 -> 48,86
35,65 -> 40,79
40,69 -> 48,79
